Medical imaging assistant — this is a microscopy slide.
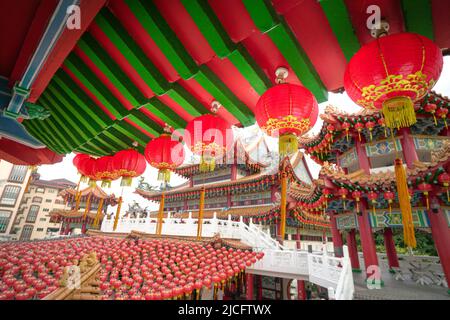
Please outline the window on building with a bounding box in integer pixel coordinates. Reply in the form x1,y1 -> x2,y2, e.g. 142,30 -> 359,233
39,218 -> 46,222
26,205 -> 39,223
45,199 -> 51,203
55,199 -> 64,205
0,185 -> 21,206
20,225 -> 33,241
36,228 -> 44,232
36,188 -> 45,194
0,210 -> 12,233
42,208 -> 50,212
32,196 -> 43,204
48,189 -> 56,194
8,165 -> 28,183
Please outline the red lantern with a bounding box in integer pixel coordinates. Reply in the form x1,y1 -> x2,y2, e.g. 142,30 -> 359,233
354,122 -> 364,141
438,172 -> 450,202
95,156 -> 118,188
351,190 -> 362,212
112,149 -> 146,187
424,103 -> 438,125
344,32 -> 443,129
367,191 -> 378,214
365,121 -> 376,141
341,122 -> 351,142
436,107 -> 448,129
383,191 -> 395,213
78,156 -> 97,186
73,153 -> 90,182
255,82 -> 318,157
338,188 -> 349,210
418,182 -> 433,209
144,127 -> 185,183
184,108 -> 233,172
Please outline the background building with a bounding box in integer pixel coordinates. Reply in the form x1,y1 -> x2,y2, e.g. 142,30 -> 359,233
10,175 -> 76,241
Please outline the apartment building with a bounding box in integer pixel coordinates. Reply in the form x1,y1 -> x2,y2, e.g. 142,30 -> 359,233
0,161 -> 32,241
11,175 -> 76,241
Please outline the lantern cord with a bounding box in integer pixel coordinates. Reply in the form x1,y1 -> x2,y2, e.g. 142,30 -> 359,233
279,170 -> 287,242
389,128 -> 416,249
113,196 -> 123,231
156,192 -> 165,235
197,187 -> 206,240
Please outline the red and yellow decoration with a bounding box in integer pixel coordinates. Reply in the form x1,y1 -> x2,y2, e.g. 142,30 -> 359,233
144,126 -> 185,183
112,148 -> 146,187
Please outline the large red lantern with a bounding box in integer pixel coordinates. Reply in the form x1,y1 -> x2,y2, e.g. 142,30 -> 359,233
112,149 -> 146,186
184,104 -> 233,172
344,32 -> 443,129
144,127 -> 185,183
255,76 -> 318,157
73,153 -> 90,182
95,156 -> 118,188
77,156 -> 97,186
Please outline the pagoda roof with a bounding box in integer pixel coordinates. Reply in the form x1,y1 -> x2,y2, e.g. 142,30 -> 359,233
49,209 -> 104,221
59,185 -> 116,200
32,178 -> 77,190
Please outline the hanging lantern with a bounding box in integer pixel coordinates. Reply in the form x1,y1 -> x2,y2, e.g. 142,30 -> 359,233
322,188 -> 331,208
78,156 -> 97,187
418,182 -> 433,209
354,122 -> 364,141
367,191 -> 378,215
112,148 -> 147,187
344,32 -> 443,129
184,102 -> 233,172
377,117 -> 388,137
436,107 -> 448,129
95,156 -> 118,188
424,103 -> 438,125
338,188 -> 349,210
351,190 -> 362,212
383,191 -> 395,213
145,125 -> 185,183
255,68 -> 318,158
438,172 -> 450,202
341,122 -> 351,142
73,153 -> 90,183
365,121 -> 376,141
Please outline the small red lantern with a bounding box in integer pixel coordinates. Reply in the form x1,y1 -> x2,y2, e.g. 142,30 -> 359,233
424,103 -> 438,125
338,188 -> 349,210
351,190 -> 362,212
354,122 -> 364,141
341,122 -> 351,142
438,172 -> 450,202
145,126 -> 185,183
418,182 -> 433,209
255,73 -> 318,157
367,191 -> 378,214
184,103 -> 233,172
383,191 -> 395,213
345,32 -> 443,129
365,121 -> 376,141
436,107 -> 448,129
377,117 -> 387,137
112,148 -> 146,187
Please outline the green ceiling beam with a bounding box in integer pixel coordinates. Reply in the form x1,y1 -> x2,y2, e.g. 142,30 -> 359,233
31,117 -> 71,153
242,0 -> 328,102
64,53 -> 129,120
126,0 -> 197,79
166,83 -> 210,117
79,132 -> 121,155
242,0 -> 279,33
193,65 -> 255,126
181,0 -> 235,58
228,44 -> 271,95
75,145 -> 102,157
23,121 -> 64,154
95,8 -> 170,95
103,127 -> 132,150
320,0 -> 360,61
77,33 -> 146,106
401,0 -> 434,39
141,99 -> 187,129
113,120 -> 150,147
53,71 -> 112,129
128,110 -> 163,137
46,82 -> 102,136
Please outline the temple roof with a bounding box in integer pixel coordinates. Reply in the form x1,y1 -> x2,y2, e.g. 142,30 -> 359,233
49,209 -> 104,221
59,185 -> 116,200
32,178 -> 76,189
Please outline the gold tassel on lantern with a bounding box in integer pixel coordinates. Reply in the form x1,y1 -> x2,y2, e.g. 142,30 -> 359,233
280,171 -> 287,241
279,133 -> 298,158
93,198 -> 104,228
197,187 -> 205,240
101,180 -> 111,188
113,196 -> 123,231
156,193 -> 165,235
157,169 -> 171,183
382,96 -> 417,129
120,177 -> 132,187
394,158 -> 416,248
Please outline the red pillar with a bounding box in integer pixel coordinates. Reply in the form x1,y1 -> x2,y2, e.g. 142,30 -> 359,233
399,128 -> 419,168
383,227 -> 399,270
64,222 -> 70,235
346,229 -> 361,272
246,274 -> 254,300
81,222 -> 87,234
357,201 -> 381,284
257,275 -> 262,300
427,202 -> 450,293
355,139 -> 371,174
330,214 -> 344,257
297,280 -> 307,300
60,223 -> 65,235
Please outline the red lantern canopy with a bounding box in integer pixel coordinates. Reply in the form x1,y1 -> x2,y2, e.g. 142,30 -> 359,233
344,32 -> 443,129
112,149 -> 146,187
255,79 -> 318,157
184,104 -> 233,172
144,126 -> 185,183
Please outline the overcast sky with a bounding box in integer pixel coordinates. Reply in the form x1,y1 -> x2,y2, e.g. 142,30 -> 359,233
37,56 -> 450,213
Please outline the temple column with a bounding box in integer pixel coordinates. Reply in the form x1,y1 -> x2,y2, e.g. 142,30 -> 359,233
346,229 -> 361,272
357,201 -> 382,285
246,274 -> 254,300
65,222 -> 70,235
257,275 -> 262,300
60,223 -> 65,235
427,200 -> 450,293
399,128 -> 419,168
329,213 -> 344,257
355,139 -> 371,174
297,280 -> 307,300
383,227 -> 399,271
81,221 -> 87,234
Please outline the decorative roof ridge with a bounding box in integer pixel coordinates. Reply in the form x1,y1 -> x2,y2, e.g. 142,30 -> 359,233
59,184 -> 115,199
